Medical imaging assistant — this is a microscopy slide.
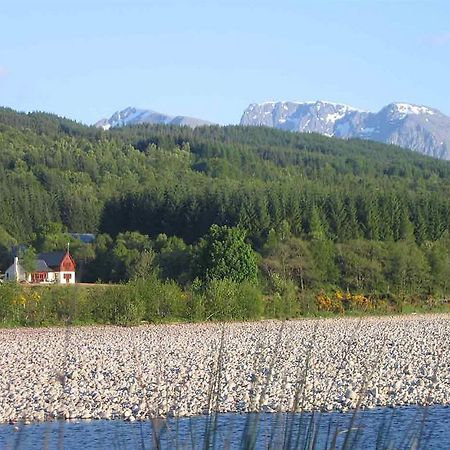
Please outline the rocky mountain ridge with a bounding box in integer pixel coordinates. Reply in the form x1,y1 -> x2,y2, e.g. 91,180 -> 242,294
95,101 -> 450,160
240,101 -> 450,160
95,107 -> 212,130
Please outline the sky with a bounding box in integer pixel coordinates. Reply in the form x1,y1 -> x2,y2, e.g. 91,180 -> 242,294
1,0 -> 450,125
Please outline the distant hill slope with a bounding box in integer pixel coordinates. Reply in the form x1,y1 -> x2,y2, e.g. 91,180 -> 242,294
95,107 -> 212,130
240,101 -> 450,160
1,106 -> 450,245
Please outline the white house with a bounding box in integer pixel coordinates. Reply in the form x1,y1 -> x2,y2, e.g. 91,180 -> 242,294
4,250 -> 76,284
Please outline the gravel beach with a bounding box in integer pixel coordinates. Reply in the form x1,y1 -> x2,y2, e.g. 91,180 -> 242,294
0,315 -> 449,423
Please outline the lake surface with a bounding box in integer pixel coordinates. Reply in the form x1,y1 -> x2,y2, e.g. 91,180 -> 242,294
1,406 -> 449,449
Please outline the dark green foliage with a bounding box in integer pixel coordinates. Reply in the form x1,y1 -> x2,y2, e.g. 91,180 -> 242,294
33,222 -> 72,252
262,227 -> 319,291
0,283 -> 19,323
195,225 -> 258,283
43,285 -> 92,324
92,284 -> 145,325
20,246 -> 37,273
153,234 -> 193,284
133,276 -> 187,322
82,231 -> 154,283
266,274 -> 299,318
336,240 -> 388,293
1,107 -> 450,247
0,226 -> 16,269
88,276 -> 188,325
198,278 -> 264,321
426,233 -> 450,297
0,107 -> 450,320
386,241 -> 432,296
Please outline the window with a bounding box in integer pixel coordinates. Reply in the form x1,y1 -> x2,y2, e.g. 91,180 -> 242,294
31,272 -> 46,283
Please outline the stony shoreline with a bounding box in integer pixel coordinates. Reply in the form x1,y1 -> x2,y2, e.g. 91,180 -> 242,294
1,315 -> 449,423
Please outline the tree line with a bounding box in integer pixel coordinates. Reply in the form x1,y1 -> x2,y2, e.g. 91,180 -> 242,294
0,107 -> 449,319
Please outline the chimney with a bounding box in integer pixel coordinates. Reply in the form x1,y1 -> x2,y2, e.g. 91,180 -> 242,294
14,256 -> 19,281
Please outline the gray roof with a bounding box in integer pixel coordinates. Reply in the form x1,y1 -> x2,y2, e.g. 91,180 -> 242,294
37,252 -> 65,269
35,259 -> 50,272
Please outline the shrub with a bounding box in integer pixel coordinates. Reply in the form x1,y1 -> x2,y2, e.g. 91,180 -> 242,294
315,291 -> 374,313
202,278 -> 264,321
235,281 -> 264,319
266,273 -> 299,318
203,278 -> 239,321
185,279 -> 207,322
297,290 -> 319,316
91,284 -> 145,325
132,276 -> 187,322
38,285 -> 92,324
112,284 -> 145,325
0,283 -> 20,324
196,225 -> 258,283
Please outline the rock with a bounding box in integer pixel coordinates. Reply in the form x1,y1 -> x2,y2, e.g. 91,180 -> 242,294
0,314 -> 449,423
368,387 -> 379,398
345,389 -> 357,401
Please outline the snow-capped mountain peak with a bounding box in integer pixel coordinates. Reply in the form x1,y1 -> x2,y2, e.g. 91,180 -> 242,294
240,100 -> 450,160
241,101 -> 365,137
95,107 -> 212,130
387,102 -> 436,119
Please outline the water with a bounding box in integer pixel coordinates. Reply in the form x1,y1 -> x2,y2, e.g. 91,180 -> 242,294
1,406 -> 450,449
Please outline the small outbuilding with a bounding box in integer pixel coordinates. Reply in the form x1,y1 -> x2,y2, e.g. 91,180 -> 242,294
4,250 -> 76,284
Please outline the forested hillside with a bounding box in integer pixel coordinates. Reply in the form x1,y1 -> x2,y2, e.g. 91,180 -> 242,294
1,106 -> 450,309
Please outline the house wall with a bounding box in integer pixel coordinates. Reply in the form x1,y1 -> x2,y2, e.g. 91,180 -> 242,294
57,271 -> 76,284
4,258 -> 27,282
30,272 -> 57,284
47,272 -> 56,282
4,266 -> 15,281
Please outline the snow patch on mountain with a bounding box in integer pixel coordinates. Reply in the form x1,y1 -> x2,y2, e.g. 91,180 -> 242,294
393,103 -> 435,116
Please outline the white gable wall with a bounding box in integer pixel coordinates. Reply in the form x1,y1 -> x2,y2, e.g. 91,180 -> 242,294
57,271 -> 76,284
4,257 -> 27,282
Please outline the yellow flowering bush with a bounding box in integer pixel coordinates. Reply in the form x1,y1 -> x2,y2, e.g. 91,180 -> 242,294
316,291 -> 373,313
10,288 -> 44,324
12,290 -> 41,307
316,292 -> 344,313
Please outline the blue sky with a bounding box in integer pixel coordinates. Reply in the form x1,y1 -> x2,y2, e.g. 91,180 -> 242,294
1,0 -> 449,125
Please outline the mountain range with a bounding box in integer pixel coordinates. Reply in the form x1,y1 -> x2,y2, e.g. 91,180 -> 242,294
95,106 -> 212,130
240,101 -> 450,160
96,101 -> 450,160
